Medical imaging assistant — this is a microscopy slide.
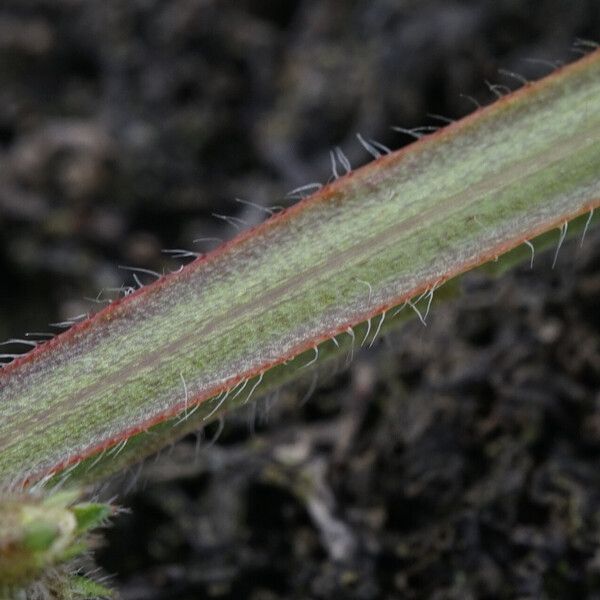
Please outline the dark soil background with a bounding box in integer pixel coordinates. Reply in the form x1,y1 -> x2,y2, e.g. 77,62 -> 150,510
1,1 -> 600,598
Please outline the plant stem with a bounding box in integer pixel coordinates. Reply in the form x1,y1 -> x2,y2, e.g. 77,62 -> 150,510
1,49 -> 600,487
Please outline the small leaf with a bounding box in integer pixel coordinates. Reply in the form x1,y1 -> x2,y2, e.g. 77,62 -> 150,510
72,504 -> 112,534
0,490 -> 114,591
67,574 -> 114,599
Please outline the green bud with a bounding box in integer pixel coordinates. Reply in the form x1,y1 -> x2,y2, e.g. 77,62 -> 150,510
0,489 -> 113,595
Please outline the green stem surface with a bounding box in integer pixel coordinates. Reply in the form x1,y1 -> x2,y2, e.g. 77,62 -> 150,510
1,49 -> 600,486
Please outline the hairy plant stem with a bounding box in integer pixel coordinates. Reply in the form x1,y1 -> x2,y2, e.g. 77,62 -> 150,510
1,49 -> 600,487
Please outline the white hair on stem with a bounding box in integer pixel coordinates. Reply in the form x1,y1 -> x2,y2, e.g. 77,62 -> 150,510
552,221 -> 569,269
356,133 -> 382,159
361,318 -> 372,347
286,183 -> 323,199
581,209 -> 595,247
49,313 -> 88,329
369,310 -> 387,348
406,299 -> 427,327
392,125 -> 437,140
0,338 -> 38,348
346,327 -> 355,365
302,346 -> 320,368
427,112 -> 455,124
485,80 -> 511,98
357,278 -> 373,305
329,150 -> 340,180
423,280 -> 441,323
193,236 -> 223,245
118,265 -> 162,280
162,248 -> 202,260
335,147 -> 352,174
212,213 -> 248,231
369,139 -> 392,155
523,57 -> 564,71
523,240 -> 535,268
242,372 -> 264,405
231,379 -> 249,401
498,68 -> 529,86
204,388 -> 230,420
459,93 -> 482,110
180,372 -> 188,410
235,197 -> 283,215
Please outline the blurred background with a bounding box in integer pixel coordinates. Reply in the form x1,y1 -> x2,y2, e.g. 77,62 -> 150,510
1,1 -> 600,598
